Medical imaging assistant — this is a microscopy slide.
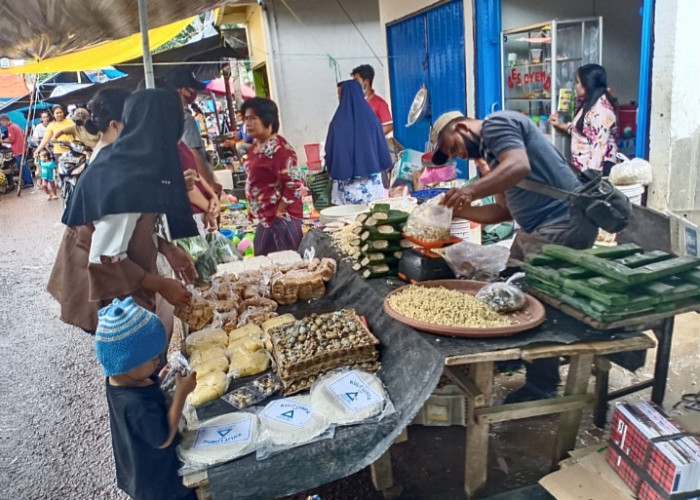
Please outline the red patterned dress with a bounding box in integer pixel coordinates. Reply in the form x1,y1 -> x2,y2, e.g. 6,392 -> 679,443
244,135 -> 305,255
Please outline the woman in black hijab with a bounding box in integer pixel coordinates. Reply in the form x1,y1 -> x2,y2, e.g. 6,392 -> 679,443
48,89 -> 198,333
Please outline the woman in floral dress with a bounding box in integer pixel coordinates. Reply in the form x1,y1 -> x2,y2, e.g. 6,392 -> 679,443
242,98 -> 305,255
550,64 -> 619,175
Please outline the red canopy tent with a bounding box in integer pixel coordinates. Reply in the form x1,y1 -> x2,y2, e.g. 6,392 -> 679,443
0,74 -> 29,98
205,77 -> 255,99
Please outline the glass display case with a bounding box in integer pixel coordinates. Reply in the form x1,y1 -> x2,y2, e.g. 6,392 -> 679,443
501,17 -> 603,156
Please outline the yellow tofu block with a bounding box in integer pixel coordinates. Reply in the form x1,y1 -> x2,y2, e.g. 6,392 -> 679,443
226,335 -> 264,360
188,345 -> 227,366
228,323 -> 263,344
186,328 -> 228,353
228,350 -> 269,378
187,370 -> 228,406
191,355 -> 229,376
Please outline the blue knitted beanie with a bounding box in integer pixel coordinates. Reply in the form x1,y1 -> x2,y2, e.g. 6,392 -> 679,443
95,297 -> 167,376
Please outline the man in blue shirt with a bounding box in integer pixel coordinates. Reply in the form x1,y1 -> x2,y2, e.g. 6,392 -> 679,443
234,109 -> 253,159
432,110 -> 598,402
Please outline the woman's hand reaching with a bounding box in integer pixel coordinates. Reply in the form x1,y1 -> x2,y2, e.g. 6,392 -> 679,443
158,277 -> 192,308
159,241 -> 198,283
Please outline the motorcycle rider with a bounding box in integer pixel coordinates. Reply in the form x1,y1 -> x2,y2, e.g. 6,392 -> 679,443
0,113 -> 33,188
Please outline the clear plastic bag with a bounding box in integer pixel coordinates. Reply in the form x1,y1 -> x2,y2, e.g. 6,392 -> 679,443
160,352 -> 193,395
442,240 -> 510,279
404,195 -> 453,242
309,368 -> 395,427
255,395 -> 335,460
206,231 -> 242,264
177,411 -> 259,475
609,153 -> 653,186
475,273 -> 527,312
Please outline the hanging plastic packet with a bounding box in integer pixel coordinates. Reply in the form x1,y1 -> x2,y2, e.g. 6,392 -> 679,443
206,231 -> 242,263
475,272 -> 527,312
160,352 -> 193,395
256,394 -> 335,460
309,368 -> 395,426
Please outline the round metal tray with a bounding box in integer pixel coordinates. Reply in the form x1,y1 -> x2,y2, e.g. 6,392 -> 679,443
383,280 -> 546,338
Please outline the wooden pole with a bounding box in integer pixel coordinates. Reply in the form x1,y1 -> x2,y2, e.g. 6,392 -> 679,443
137,0 -> 155,89
222,68 -> 235,133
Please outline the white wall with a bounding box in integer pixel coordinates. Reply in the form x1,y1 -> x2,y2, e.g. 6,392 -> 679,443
264,0 -> 386,162
647,0 -> 700,215
502,0 -> 641,105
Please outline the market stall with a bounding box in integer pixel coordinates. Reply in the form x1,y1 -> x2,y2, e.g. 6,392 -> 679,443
176,228 -> 669,499
172,190 -> 699,499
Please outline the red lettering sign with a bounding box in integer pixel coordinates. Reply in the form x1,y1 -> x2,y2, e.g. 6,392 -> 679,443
507,67 -> 551,91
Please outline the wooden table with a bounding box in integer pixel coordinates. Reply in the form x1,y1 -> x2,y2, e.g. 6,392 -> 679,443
437,333 -> 655,497
530,289 -> 700,428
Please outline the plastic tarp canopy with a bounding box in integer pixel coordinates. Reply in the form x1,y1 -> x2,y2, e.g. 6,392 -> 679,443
0,17 -> 195,74
0,0 -> 226,65
0,36 -> 240,112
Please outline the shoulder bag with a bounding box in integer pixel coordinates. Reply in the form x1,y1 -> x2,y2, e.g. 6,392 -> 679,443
517,169 -> 632,233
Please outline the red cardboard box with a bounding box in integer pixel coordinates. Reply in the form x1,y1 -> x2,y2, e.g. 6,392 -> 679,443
607,402 -> 700,500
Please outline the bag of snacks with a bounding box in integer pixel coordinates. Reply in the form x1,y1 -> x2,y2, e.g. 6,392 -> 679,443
476,273 -> 527,313
404,195 -> 453,242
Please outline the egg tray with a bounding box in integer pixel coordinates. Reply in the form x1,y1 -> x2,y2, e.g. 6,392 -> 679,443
268,309 -> 380,380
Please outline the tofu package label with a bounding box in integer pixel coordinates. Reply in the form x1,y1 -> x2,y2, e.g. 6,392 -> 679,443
193,418 -> 253,449
262,399 -> 314,429
327,370 -> 385,413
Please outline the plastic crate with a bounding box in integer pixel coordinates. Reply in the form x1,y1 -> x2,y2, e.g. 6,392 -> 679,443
411,385 -> 466,427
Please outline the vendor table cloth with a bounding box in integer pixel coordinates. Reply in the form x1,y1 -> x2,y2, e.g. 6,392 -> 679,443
195,230 -> 652,499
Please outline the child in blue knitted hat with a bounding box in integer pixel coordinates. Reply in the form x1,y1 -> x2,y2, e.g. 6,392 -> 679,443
95,297 -> 197,500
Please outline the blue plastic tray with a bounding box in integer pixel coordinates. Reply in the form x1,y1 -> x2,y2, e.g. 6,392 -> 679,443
412,188 -> 449,203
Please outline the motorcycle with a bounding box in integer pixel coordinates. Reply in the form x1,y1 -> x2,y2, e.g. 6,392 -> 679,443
0,143 -> 18,193
56,140 -> 90,209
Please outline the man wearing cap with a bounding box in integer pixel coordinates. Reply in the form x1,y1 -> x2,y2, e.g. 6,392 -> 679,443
433,109 -> 598,402
0,113 -> 33,188
168,70 -> 222,197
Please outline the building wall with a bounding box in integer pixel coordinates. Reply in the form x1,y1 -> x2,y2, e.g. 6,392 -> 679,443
647,0 -> 700,217
263,0 -> 387,161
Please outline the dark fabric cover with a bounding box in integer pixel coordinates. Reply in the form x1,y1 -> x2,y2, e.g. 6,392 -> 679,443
200,230 -> 647,499
325,80 -> 392,181
62,89 -> 197,239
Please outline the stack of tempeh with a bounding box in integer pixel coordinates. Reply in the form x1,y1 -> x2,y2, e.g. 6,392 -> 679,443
523,243 -> 700,323
349,204 -> 412,279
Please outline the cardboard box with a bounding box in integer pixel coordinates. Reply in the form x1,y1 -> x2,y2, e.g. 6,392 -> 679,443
607,402 -> 700,500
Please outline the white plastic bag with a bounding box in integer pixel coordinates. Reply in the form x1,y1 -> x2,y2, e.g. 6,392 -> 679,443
609,153 -> 652,186
442,241 -> 510,279
255,395 -> 335,460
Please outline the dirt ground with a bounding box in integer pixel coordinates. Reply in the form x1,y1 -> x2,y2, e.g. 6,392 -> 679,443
1,187 -> 698,500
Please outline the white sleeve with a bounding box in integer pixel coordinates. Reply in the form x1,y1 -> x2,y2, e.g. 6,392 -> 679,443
88,213 -> 141,264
